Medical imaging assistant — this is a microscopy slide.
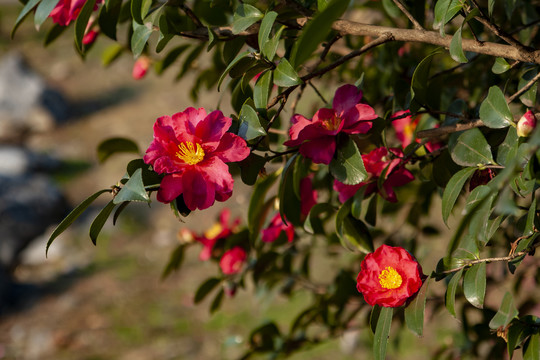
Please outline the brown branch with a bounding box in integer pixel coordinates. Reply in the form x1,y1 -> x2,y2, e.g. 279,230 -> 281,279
392,0 -> 423,30
507,71 -> 540,103
179,3 -> 203,28
416,119 -> 484,139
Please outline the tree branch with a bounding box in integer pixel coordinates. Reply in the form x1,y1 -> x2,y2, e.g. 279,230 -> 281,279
392,0 -> 423,30
416,119 -> 484,139
507,71 -> 540,103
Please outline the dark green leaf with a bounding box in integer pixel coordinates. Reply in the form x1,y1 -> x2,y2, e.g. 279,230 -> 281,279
258,11 -> 277,59
210,288 -> 225,313
463,262 -> 486,308
206,26 -> 218,52
492,58 -> 511,74
488,0 -> 495,17
156,13 -> 174,53
479,86 -> 513,128
98,0 -> 122,40
464,185 -> 496,244
177,44 -> 205,80
238,103 -> 266,141
34,0 -> 60,28
329,137 -> 367,185
524,197 -> 537,237
318,0 -> 330,11
238,153 -> 266,186
497,127 -> 519,166
373,307 -> 393,360
508,321 -> 528,359
131,21 -> 154,58
449,27 -> 468,63
442,167 -> 476,225
97,137 -> 140,163
74,0 -> 97,53
524,333 -> 540,360
289,0 -> 349,68
46,189 -> 111,255
161,244 -> 185,279
12,0 -> 41,38
232,4 -> 263,34
304,203 -> 334,234
278,153 -> 300,225
113,168 -> 150,204
195,277 -> 221,304
450,128 -> 494,166
131,0 -> 152,24
273,58 -> 302,87
410,50 -> 441,110
445,268 -> 464,318
89,200 -> 116,245
335,199 -> 373,253
44,23 -> 67,46
405,276 -> 431,336
217,51 -> 250,91
253,70 -> 272,112
489,292 -> 519,329
223,36 -> 246,64
112,201 -> 129,225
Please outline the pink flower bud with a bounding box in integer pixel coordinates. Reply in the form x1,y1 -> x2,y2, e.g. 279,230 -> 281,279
82,29 -> 99,45
517,110 -> 537,137
219,247 -> 247,275
132,56 -> 151,80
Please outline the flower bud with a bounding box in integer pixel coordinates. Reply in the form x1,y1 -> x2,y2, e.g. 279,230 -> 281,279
132,56 -> 151,80
517,110 -> 537,137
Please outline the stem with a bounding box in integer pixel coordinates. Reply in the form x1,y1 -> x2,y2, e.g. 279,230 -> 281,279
416,119 -> 484,139
392,0 -> 423,30
507,71 -> 540,103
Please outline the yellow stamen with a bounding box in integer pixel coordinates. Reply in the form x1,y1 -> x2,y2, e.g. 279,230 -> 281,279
176,141 -> 205,165
322,115 -> 341,131
204,223 -> 223,239
378,266 -> 402,289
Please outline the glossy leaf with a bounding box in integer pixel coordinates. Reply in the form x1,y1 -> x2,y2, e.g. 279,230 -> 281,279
258,11 -> 277,59
410,50 -> 440,110
489,292 -> 519,329
217,51 -> 250,91
98,0 -> 122,40
433,0 -> 462,35
335,200 -> 373,253
263,25 -> 285,61
463,262 -> 486,309
449,27 -> 468,63
450,128 -> 494,167
289,0 -> 349,68
238,103 -> 266,141
34,0 -> 60,28
497,127 -> 519,166
89,200 -> 116,245
373,307 -> 393,360
278,153 -> 301,225
74,0 -> 96,53
131,0 -> 152,25
524,333 -> 540,360
232,4 -> 263,34
12,0 -> 41,38
405,276 -> 431,336
479,86 -> 513,128
304,203 -> 334,235
519,68 -> 538,107
238,153 -> 266,186
113,168 -> 150,204
492,58 -> 511,74
464,185 -> 496,244
97,137 -> 140,163
253,70 -> 272,111
273,58 -> 302,87
131,21 -> 154,59
441,167 -> 476,225
445,268 -> 464,318
329,137 -> 367,185
46,189 -> 111,255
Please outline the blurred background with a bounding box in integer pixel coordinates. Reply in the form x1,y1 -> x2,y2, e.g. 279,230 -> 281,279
0,2 -> 366,359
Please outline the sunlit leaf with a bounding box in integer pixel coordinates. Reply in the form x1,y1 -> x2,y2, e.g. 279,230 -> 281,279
479,86 -> 513,128
445,268 -> 464,318
450,128 -> 494,166
329,137 -> 367,185
113,168 -> 151,204
441,167 -> 476,225
489,292 -> 519,329
373,307 -> 393,360
463,262 -> 486,308
405,276 -> 431,336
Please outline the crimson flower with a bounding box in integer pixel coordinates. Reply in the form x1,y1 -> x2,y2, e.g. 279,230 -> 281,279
191,208 -> 240,261
284,84 -> 378,164
82,29 -> 98,45
356,244 -> 424,307
49,0 -> 102,26
144,107 -> 250,210
391,110 -> 441,153
300,176 -> 318,218
261,213 -> 294,243
334,147 -> 414,203
220,247 -> 247,275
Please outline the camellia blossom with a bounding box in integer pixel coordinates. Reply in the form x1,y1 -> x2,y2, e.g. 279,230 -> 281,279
300,176 -> 318,218
356,244 -> 424,307
143,107 -> 250,210
284,84 -> 378,164
517,110 -> 537,137
220,247 -> 247,275
132,56 -> 151,80
334,147 -> 414,203
261,213 -> 295,243
191,208 -> 240,261
391,110 -> 441,152
49,0 -> 103,26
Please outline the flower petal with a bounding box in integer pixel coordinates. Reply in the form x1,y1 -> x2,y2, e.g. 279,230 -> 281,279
181,168 -> 216,210
213,133 -> 250,163
156,174 -> 184,203
341,104 -> 378,134
333,84 -> 363,115
299,135 -> 336,165
195,110 -> 232,150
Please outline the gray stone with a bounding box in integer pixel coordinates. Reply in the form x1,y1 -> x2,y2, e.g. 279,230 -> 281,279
0,146 -> 61,176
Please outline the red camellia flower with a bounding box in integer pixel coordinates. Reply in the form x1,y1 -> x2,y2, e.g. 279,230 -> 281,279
192,208 -> 240,261
49,0 -> 102,26
220,247 -> 247,275
144,107 -> 250,210
334,147 -> 414,203
261,213 -> 295,243
356,244 -> 424,307
284,84 -> 378,164
391,110 -> 441,153
132,56 -> 151,80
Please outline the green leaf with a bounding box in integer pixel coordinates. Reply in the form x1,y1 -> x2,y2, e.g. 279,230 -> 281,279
489,292 -> 519,329
74,0 -> 97,53
98,0 -> 122,40
278,153 -> 300,225
97,137 -> 140,163
497,127 -> 519,166
12,0 -> 41,38
210,288 -> 225,313
223,36 -> 246,64
248,170 -> 280,239
382,0 -> 401,17
232,4 -> 263,34
46,189 -> 111,255
156,13 -> 174,53
113,168 -> 150,204
318,0 -> 330,11
89,200 -> 116,245
161,244 -> 185,279
492,58 -> 511,74
450,128 -> 494,167
44,24 -> 67,46
238,103 -> 266,141
304,203 -> 334,235
102,44 -> 124,67
445,268 -> 464,318
131,0 -> 152,25
410,50 -> 440,110
178,44 -> 205,80
449,27 -> 468,63
464,185 -> 496,244
373,307 -> 393,360
463,262 -> 486,309
238,153 -> 266,186
442,167 -> 476,225
34,0 -> 60,28
524,333 -> 540,360
488,0 -> 495,17
335,200 -> 373,253
479,86 -> 513,128
289,0 -> 349,68
217,51 -> 250,91
329,137 -> 367,185
524,197 -> 537,237
273,58 -> 302,87
519,68 -> 538,107
433,0 -> 462,35
405,276 -> 431,336
253,70 -> 272,112
508,321 -> 528,359
131,21 -> 154,59
263,25 -> 285,61
258,11 -> 277,59
206,26 -> 218,52
194,277 -> 221,304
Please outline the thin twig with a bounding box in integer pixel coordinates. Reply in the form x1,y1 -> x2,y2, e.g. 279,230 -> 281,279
507,71 -> 540,103
392,0 -> 423,30
308,82 -> 328,104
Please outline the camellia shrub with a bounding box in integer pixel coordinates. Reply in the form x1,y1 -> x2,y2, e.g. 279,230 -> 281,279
11,0 -> 540,358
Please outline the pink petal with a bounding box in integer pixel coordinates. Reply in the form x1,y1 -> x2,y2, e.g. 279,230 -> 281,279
287,114 -> 313,143
195,110 -> 232,150
341,104 -> 378,134
171,107 -> 207,136
212,133 -> 250,163
181,169 -> 216,210
156,174 -> 184,203
199,157 -> 235,195
333,84 -> 363,115
299,136 -> 336,165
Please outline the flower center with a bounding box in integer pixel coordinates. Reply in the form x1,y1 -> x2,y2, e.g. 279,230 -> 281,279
176,141 -> 205,165
322,115 -> 341,131
204,223 -> 223,239
378,266 -> 402,289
